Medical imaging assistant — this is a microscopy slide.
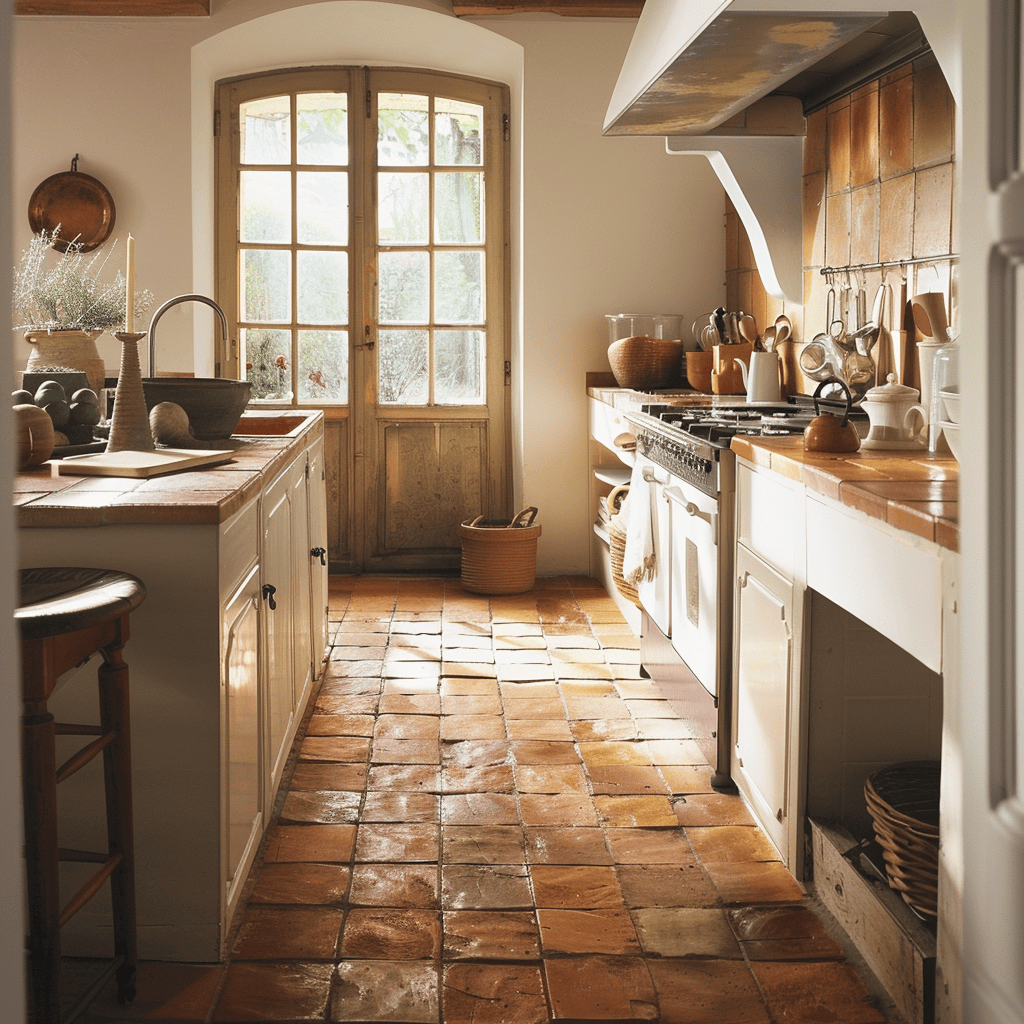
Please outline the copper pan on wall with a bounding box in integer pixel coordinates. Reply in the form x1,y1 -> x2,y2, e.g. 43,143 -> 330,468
28,154 -> 115,252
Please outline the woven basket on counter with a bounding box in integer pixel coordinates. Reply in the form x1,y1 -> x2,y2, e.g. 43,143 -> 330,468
460,507 -> 541,595
607,335 -> 683,391
864,760 -> 940,918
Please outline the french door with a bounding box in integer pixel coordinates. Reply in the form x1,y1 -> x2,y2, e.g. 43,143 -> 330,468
215,67 -> 512,572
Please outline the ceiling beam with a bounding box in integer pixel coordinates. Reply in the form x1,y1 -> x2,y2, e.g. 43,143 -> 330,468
15,0 -> 208,14
453,0 -> 643,15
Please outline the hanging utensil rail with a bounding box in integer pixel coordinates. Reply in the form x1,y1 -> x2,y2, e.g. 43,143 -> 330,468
819,253 -> 959,276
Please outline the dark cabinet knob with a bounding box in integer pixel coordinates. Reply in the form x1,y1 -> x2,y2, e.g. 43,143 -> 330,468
311,546 -> 326,566
262,583 -> 277,610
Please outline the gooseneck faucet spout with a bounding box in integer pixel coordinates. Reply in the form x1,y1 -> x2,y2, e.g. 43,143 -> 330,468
147,294 -> 229,378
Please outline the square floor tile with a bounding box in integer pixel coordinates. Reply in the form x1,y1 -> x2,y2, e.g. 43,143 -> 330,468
263,824 -> 356,863
339,908 -> 441,959
514,764 -> 590,793
289,763 -> 368,792
441,677 -> 500,696
604,827 -> 694,865
502,697 -> 566,719
564,697 -> 631,721
587,765 -> 671,796
377,694 -> 441,715
499,681 -> 559,699
595,794 -> 679,827
673,792 -> 757,827
616,863 -> 719,909
524,826 -> 614,865
686,825 -> 780,865
647,959 -> 771,1024
645,738 -> 707,766
441,739 -> 511,767
361,792 -> 439,822
354,823 -> 439,862
510,741 -> 582,765
442,694 -> 503,715
505,718 -> 575,741
519,793 -> 600,827
329,960 -> 438,1023
730,905 -> 845,960
213,962 -> 332,1021
441,792 -> 521,825
365,764 -> 441,792
373,714 -> 440,741
442,963 -> 548,1024
705,860 -> 807,904
750,961 -> 887,1023
570,719 -> 638,742
249,863 -> 351,905
440,715 -> 508,740
231,907 -> 343,959
441,764 -> 516,793
348,863 -> 439,908
659,765 -> 717,794
442,911 -> 541,960
370,739 -> 441,765
578,740 -> 652,768
441,864 -> 533,910
634,907 -> 742,958
306,713 -> 375,737
280,790 -> 361,825
299,736 -> 371,763
530,865 -> 624,909
442,825 -> 527,864
536,909 -> 641,955
543,956 -> 657,1021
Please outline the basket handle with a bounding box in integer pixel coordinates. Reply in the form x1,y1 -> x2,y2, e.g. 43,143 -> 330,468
508,507 -> 538,528
469,515 -> 485,527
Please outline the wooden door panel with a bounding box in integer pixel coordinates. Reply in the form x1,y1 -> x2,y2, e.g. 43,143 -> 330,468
378,421 -> 486,559
324,419 -> 349,570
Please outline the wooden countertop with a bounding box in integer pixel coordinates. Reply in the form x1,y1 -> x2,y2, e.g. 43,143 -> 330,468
730,435 -> 959,551
15,411 -> 323,529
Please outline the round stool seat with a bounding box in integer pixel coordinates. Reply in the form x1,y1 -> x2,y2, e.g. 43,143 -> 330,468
17,567 -> 147,641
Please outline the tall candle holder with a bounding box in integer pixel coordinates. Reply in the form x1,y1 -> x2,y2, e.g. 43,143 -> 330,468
107,331 -> 155,452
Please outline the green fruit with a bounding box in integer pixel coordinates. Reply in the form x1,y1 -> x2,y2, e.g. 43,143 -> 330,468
12,389 -> 33,405
71,388 -> 99,406
70,401 -> 101,426
34,381 -> 66,404
37,397 -> 70,428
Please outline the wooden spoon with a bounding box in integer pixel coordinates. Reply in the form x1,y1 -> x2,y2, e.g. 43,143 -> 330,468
773,315 -> 792,347
738,314 -> 760,348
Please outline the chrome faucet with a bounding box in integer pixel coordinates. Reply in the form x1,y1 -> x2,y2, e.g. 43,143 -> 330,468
147,294 -> 229,378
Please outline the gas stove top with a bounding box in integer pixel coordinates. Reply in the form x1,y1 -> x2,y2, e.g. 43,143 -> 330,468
626,396 -> 868,497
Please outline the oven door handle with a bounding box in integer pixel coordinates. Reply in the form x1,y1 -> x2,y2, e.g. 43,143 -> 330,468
642,466 -> 670,485
664,485 -> 718,544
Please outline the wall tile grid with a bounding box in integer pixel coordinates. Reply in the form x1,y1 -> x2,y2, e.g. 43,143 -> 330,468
726,55 -> 957,397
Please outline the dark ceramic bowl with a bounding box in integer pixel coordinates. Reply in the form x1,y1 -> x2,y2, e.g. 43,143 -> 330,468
141,378 -> 252,440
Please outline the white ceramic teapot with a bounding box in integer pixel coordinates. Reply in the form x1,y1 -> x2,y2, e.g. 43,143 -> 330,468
860,373 -> 926,449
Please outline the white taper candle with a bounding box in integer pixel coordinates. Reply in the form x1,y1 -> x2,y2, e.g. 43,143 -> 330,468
126,234 -> 136,333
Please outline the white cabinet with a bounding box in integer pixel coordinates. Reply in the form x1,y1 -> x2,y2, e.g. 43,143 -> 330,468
307,434 -> 330,674
221,562 -> 262,925
734,543 -> 794,857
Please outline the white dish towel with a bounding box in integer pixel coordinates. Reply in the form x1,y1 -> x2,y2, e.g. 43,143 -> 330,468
622,459 -> 656,588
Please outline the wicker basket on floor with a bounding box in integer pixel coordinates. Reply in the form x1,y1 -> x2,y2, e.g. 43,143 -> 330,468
460,507 -> 541,595
608,512 -> 641,607
864,760 -> 940,918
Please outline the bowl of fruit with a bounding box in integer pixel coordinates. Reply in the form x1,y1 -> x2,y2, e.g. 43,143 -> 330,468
13,371 -> 105,469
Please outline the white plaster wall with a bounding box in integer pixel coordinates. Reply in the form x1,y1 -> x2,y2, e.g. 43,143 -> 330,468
9,1 -> 724,577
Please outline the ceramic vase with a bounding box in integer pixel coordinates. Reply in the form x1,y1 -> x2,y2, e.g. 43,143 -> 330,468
24,329 -> 106,395
107,332 -> 155,453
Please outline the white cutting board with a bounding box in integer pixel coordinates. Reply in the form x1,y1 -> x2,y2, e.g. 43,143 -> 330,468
50,448 -> 236,478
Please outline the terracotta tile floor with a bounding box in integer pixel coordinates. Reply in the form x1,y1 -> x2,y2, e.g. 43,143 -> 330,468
64,575 -> 894,1023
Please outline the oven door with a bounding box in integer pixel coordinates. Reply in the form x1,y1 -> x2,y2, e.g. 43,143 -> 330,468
637,455 -> 672,638
664,477 -> 720,697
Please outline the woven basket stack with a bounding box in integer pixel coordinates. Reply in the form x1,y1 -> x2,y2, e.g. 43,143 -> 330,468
864,760 -> 940,918
607,335 -> 683,391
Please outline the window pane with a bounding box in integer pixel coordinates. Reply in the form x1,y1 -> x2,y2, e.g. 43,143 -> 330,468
435,251 -> 483,323
435,98 -> 483,166
299,330 -> 348,403
240,171 -> 291,243
379,251 -> 429,323
241,249 -> 291,322
435,172 -> 482,244
240,95 -> 290,164
243,328 -> 292,400
297,93 -> 348,165
378,93 -> 429,166
378,172 -> 429,244
298,172 -> 348,245
378,330 -> 428,404
298,250 -> 348,324
436,330 -> 485,405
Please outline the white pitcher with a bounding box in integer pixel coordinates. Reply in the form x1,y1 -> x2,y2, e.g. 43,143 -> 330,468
735,351 -> 782,403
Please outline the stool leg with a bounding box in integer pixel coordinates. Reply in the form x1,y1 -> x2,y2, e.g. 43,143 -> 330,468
22,707 -> 61,1024
98,639 -> 137,1005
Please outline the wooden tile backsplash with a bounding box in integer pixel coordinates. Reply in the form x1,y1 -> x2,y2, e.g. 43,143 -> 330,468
726,54 -> 957,397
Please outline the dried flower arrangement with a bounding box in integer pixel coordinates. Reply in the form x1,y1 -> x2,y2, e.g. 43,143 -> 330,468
12,227 -> 154,333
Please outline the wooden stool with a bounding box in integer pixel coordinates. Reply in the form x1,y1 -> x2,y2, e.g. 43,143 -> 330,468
17,567 -> 147,1024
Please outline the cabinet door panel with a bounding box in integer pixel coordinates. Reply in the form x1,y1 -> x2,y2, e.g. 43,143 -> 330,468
289,458 -> 312,704
734,545 -> 793,856
307,436 -> 329,671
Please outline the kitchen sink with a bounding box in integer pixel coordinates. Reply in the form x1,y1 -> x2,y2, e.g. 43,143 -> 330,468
233,413 -> 313,437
